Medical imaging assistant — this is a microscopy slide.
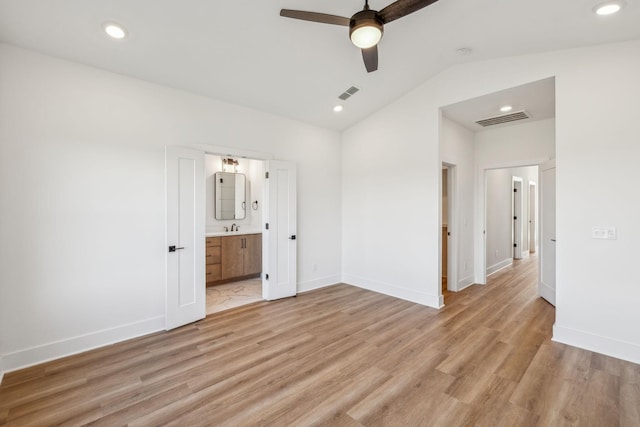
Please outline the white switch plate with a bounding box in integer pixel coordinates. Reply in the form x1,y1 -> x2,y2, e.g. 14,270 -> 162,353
592,226 -> 617,240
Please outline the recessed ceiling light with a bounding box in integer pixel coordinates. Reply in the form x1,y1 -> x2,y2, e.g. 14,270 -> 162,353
104,22 -> 127,39
333,105 -> 344,113
593,1 -> 624,15
500,105 -> 513,113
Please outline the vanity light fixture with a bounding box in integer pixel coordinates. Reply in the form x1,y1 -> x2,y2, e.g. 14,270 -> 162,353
222,157 -> 239,172
500,105 -> 513,113
103,22 -> 127,39
593,1 -> 625,15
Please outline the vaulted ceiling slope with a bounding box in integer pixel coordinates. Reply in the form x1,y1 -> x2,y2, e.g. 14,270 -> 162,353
1,0 -> 639,130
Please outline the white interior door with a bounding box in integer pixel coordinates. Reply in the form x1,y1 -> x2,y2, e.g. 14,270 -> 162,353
263,160 -> 297,300
539,160 -> 556,306
529,182 -> 537,253
512,177 -> 523,259
166,146 -> 206,329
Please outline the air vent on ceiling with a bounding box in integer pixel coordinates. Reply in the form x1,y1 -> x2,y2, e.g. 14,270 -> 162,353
338,86 -> 360,101
475,110 -> 531,127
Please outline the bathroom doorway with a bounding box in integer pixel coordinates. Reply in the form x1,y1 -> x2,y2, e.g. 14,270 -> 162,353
204,154 -> 264,314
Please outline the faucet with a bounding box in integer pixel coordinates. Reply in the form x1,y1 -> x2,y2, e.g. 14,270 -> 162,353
231,223 -> 237,232
223,226 -> 229,232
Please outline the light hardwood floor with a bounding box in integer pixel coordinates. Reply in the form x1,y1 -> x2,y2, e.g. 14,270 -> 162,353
1,255 -> 639,426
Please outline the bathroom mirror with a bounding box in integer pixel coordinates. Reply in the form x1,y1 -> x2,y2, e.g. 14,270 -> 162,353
214,172 -> 246,220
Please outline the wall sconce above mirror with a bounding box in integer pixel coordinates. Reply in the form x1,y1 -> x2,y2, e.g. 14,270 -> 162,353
222,157 -> 239,173
215,172 -> 246,220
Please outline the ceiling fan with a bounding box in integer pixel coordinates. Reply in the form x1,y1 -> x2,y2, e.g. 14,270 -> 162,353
280,0 -> 439,73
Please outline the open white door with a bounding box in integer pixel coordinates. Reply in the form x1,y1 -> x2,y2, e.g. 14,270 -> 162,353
166,146 -> 206,329
539,160 -> 556,306
529,182 -> 537,253
512,177 -> 523,259
263,160 -> 297,300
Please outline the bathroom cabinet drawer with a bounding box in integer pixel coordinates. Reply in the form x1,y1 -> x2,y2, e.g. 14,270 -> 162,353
206,237 -> 221,247
206,246 -> 221,264
206,264 -> 222,282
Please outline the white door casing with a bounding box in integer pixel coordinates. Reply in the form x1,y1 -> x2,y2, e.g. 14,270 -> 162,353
166,146 -> 206,330
539,160 -> 556,306
263,160 -> 297,300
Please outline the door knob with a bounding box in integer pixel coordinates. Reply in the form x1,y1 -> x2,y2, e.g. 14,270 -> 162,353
289,235 -> 296,240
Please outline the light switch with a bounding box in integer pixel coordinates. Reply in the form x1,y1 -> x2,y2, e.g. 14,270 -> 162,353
592,226 -> 616,240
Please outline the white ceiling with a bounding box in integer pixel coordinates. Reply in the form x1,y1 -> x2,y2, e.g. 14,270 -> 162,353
0,0 -> 639,131
443,77 -> 556,132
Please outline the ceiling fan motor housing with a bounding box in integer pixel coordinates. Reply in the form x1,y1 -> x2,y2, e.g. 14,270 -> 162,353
349,10 -> 384,48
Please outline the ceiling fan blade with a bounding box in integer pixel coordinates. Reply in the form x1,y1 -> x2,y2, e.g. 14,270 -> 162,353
362,46 -> 378,73
280,9 -> 350,26
378,0 -> 439,24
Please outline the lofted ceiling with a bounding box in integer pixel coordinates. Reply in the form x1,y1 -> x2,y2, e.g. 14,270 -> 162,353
0,0 -> 639,131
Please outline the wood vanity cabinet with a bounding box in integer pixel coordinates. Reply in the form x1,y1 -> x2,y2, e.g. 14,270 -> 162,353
206,233 -> 262,285
221,234 -> 262,280
205,237 -> 222,284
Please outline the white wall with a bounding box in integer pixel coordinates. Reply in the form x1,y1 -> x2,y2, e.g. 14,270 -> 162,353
441,117 -> 475,291
342,39 -> 640,364
0,44 -> 342,373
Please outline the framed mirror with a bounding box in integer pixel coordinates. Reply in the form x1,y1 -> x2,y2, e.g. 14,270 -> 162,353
214,172 -> 246,220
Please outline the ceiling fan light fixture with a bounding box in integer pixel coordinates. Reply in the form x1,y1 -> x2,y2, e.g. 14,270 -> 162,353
349,10 -> 383,49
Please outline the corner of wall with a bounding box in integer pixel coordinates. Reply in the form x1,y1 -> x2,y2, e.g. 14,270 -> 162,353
553,324 -> 640,365
342,275 -> 441,309
298,275 -> 341,294
486,258 -> 513,276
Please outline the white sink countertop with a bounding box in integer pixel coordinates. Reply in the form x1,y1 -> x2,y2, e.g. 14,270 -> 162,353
206,229 -> 263,237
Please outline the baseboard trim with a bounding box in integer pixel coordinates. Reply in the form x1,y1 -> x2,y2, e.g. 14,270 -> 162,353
298,275 -> 341,293
0,355 -> 4,385
342,274 -> 441,309
486,258 -> 512,276
456,275 -> 475,292
2,316 -> 165,375
553,324 -> 640,365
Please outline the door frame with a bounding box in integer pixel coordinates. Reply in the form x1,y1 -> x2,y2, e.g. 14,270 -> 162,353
440,163 -> 458,299
166,143 -> 297,326
475,158 -> 548,285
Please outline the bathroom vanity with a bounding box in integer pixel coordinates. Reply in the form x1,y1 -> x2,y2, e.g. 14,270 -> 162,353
206,233 -> 262,285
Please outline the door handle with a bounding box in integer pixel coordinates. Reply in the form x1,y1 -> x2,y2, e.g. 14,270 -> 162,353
168,245 -> 185,252
289,235 -> 296,240
550,239 -> 556,242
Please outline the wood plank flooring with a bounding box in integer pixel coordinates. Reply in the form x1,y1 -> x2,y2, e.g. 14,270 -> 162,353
2,255 -> 639,426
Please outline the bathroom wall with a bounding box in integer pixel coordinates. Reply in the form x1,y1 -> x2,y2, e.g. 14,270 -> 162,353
204,154 -> 263,234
